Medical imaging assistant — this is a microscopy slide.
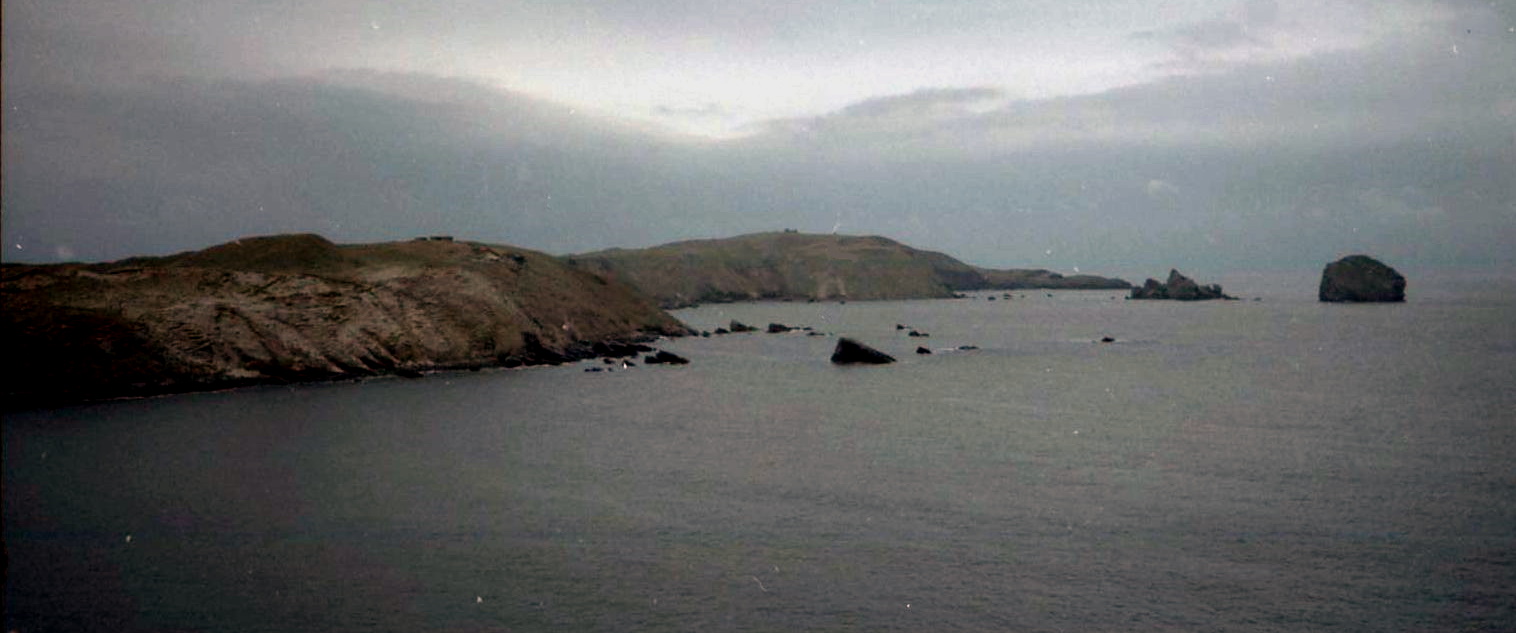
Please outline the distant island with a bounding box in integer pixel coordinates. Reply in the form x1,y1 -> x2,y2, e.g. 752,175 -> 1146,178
2,234 -> 688,408
566,231 -> 1130,308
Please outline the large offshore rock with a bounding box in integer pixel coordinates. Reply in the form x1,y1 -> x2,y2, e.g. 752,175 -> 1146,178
1319,255 -> 1406,302
830,338 -> 896,365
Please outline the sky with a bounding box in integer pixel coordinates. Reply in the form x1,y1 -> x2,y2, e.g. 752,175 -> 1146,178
3,0 -> 1513,279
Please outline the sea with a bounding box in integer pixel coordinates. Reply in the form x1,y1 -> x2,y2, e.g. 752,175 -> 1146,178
5,271 -> 1515,632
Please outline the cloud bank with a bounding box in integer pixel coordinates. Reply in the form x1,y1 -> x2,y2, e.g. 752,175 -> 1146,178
3,0 -> 1512,277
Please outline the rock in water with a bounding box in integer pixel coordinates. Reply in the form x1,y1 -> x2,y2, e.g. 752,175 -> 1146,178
1319,255 -> 1406,302
831,338 -> 896,365
643,350 -> 691,365
1129,269 -> 1233,300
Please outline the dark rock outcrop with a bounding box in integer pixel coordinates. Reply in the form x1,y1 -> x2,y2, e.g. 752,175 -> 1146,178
915,346 -> 932,355
729,320 -> 758,333
767,323 -> 793,333
591,340 -> 655,358
1129,269 -> 1235,301
830,338 -> 896,365
1319,255 -> 1406,302
642,350 -> 690,365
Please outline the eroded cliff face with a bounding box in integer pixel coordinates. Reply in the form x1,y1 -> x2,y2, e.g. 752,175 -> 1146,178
2,234 -> 689,408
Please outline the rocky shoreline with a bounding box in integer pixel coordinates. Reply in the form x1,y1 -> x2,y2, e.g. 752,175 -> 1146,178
2,234 -> 690,409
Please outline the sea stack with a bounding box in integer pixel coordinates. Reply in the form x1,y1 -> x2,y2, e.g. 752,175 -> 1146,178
831,338 -> 896,365
1319,255 -> 1406,302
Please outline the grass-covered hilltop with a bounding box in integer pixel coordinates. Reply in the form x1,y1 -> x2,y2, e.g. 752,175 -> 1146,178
2,234 -> 689,408
567,231 -> 1129,308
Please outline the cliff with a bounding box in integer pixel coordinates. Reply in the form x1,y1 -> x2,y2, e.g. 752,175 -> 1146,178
566,232 -> 1129,307
2,234 -> 689,408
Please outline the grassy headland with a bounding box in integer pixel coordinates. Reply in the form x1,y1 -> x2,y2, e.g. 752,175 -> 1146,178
567,231 -> 1129,308
2,234 -> 688,408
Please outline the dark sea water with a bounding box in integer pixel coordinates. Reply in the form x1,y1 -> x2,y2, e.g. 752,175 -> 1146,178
6,273 -> 1516,632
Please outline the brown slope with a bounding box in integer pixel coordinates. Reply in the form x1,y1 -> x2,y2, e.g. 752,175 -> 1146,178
565,231 -> 1128,307
2,234 -> 689,408
566,232 -> 982,307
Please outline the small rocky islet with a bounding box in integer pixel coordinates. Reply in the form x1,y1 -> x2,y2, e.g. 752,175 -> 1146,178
1128,269 -> 1236,301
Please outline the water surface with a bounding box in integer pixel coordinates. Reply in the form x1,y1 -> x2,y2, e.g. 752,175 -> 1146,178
7,283 -> 1515,631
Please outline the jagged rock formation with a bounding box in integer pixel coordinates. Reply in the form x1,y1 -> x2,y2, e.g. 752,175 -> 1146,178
566,231 -> 1128,308
830,338 -> 896,365
1129,269 -> 1235,301
1319,255 -> 1406,302
2,234 -> 689,408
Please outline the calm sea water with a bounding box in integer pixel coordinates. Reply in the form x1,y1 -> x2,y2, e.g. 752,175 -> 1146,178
6,273 -> 1515,632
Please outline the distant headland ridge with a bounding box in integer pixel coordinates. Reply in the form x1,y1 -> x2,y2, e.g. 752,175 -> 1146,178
566,231 -> 1131,308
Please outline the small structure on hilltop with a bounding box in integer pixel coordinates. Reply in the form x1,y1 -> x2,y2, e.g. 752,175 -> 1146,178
1319,255 -> 1406,302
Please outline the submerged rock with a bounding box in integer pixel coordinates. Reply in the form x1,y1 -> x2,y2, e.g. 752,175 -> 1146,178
1319,255 -> 1406,302
831,338 -> 896,365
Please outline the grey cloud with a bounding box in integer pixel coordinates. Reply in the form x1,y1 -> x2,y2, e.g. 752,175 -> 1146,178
838,88 -> 1004,118
3,0 -> 1511,277
4,63 -> 1511,276
750,21 -> 1514,157
1166,18 -> 1263,51
2,72 -> 737,262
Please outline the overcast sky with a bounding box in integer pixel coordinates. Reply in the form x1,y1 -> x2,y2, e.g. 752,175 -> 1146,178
4,0 -> 1512,278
